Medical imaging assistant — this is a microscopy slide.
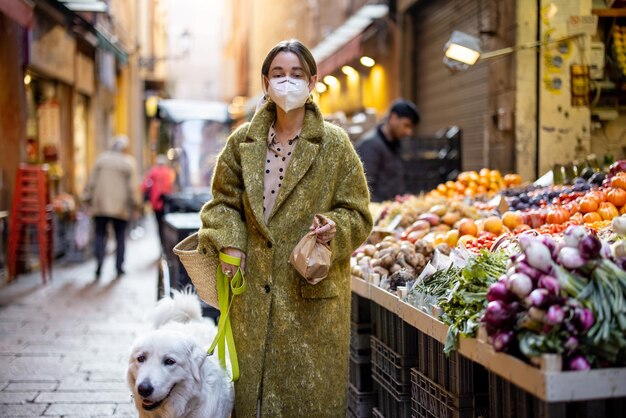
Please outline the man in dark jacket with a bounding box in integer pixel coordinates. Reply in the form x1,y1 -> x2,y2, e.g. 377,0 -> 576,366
355,100 -> 420,202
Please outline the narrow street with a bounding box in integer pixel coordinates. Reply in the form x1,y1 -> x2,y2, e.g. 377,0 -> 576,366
0,219 -> 162,417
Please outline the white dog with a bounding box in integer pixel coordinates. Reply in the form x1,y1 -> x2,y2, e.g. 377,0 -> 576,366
127,290 -> 234,418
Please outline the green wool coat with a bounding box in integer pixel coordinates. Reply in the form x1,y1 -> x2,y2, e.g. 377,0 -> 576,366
197,101 -> 373,417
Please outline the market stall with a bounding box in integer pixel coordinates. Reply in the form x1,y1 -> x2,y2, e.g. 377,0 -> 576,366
348,161 -> 626,418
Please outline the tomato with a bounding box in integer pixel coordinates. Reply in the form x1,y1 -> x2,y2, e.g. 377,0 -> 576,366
546,207 -> 570,224
580,197 -> 599,214
598,202 -> 619,221
583,212 -> 602,223
607,187 -> 626,207
611,173 -> 626,190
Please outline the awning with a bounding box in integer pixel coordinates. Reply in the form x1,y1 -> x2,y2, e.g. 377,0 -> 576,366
0,0 -> 34,28
95,28 -> 128,65
158,100 -> 230,123
312,3 -> 388,75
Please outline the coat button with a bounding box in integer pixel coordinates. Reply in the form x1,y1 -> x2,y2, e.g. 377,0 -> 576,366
264,285 -> 271,293
202,248 -> 207,254
267,241 -> 272,248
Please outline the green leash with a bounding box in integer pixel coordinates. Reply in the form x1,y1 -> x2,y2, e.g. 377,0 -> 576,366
208,252 -> 246,381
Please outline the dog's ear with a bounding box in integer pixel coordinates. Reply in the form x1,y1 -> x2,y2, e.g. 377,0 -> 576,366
189,343 -> 207,383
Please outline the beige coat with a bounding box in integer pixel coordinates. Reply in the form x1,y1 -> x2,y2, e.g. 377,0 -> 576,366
84,150 -> 140,220
198,102 -> 372,417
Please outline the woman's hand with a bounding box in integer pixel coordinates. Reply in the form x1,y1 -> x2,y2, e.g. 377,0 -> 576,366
309,214 -> 336,244
220,247 -> 246,278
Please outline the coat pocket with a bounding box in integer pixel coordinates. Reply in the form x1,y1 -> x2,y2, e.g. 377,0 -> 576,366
300,277 -> 338,299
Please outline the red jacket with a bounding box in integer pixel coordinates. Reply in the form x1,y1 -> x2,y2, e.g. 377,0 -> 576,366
141,165 -> 175,211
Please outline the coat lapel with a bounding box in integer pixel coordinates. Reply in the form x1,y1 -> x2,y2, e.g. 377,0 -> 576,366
241,101 -> 325,226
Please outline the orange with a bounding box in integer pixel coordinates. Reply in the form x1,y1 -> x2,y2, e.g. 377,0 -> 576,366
502,211 -> 523,230
484,216 -> 504,235
458,218 -> 478,237
445,230 -> 460,247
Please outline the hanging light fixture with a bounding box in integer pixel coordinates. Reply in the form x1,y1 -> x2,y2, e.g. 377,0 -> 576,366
360,56 -> 375,67
316,82 -> 328,93
443,30 -> 585,71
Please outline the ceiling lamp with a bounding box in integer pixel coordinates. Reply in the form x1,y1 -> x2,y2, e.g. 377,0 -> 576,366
360,56 -> 375,67
323,75 -> 339,86
341,65 -> 358,76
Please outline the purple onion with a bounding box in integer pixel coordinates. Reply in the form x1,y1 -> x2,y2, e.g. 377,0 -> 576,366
539,235 -> 558,259
545,305 -> 565,325
568,355 -> 591,371
487,281 -> 511,302
538,275 -> 560,295
483,300 -> 516,328
563,225 -> 587,248
527,288 -> 552,309
508,273 -> 534,298
515,261 -> 542,281
523,240 -> 554,273
564,336 -> 579,352
528,307 -> 546,321
600,242 -> 613,260
558,247 -> 586,270
492,330 -> 513,352
575,308 -> 595,332
578,234 -> 601,260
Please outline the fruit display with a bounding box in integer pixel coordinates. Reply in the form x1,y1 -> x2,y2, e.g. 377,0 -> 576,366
351,160 -> 626,371
430,169 -> 522,199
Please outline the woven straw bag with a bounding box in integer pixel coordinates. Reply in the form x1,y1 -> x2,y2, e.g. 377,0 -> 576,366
173,232 -> 219,309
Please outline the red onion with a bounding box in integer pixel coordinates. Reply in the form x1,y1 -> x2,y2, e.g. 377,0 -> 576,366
564,336 -> 579,352
515,261 -> 542,281
492,330 -> 513,352
523,239 -> 554,273
487,281 -> 511,302
563,225 -> 587,248
545,305 -> 565,325
484,300 -> 516,328
567,355 -> 591,371
538,275 -> 560,295
558,247 -> 586,269
578,234 -> 601,260
575,308 -> 595,332
527,288 -> 552,309
508,273 -> 533,298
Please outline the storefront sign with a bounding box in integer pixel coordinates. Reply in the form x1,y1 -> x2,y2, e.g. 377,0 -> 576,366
30,15 -> 75,84
75,53 -> 95,96
37,100 -> 61,154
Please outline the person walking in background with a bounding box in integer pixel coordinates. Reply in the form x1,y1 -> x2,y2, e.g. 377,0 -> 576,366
198,39 -> 372,416
83,135 -> 140,279
355,99 -> 420,202
141,154 -> 176,248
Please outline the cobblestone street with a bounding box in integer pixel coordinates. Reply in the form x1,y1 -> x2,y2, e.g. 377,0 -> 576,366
0,221 -> 161,417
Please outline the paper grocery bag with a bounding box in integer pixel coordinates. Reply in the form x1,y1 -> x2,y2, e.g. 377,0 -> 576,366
290,232 -> 332,285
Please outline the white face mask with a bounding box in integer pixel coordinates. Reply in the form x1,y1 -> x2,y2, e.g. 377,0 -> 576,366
267,77 -> 310,113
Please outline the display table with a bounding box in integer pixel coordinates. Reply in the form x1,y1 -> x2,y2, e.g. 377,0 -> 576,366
351,276 -> 626,403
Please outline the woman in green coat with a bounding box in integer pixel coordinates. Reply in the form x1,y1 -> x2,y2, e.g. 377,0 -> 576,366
198,39 -> 373,417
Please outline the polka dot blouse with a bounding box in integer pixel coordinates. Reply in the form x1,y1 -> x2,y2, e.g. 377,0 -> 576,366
263,123 -> 300,223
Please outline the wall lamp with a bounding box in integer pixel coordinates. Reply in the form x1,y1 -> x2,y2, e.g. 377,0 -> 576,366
444,30 -> 586,70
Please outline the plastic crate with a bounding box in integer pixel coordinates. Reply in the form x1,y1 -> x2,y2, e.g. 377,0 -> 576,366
375,379 -> 412,418
352,293 -> 372,324
350,352 -> 374,392
348,383 -> 376,417
371,336 -> 417,396
371,305 -> 418,357
411,369 -> 488,418
417,331 -> 487,396
351,322 -> 372,353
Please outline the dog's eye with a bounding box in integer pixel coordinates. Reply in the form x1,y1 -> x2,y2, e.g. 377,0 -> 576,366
164,358 -> 176,366
137,355 -> 146,363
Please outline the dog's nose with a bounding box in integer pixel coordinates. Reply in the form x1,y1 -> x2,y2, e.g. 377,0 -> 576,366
137,380 -> 154,397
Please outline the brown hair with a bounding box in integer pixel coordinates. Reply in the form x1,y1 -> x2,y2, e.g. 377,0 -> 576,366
261,39 -> 317,79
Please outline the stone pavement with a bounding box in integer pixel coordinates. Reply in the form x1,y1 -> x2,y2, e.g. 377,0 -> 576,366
0,220 -> 162,417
